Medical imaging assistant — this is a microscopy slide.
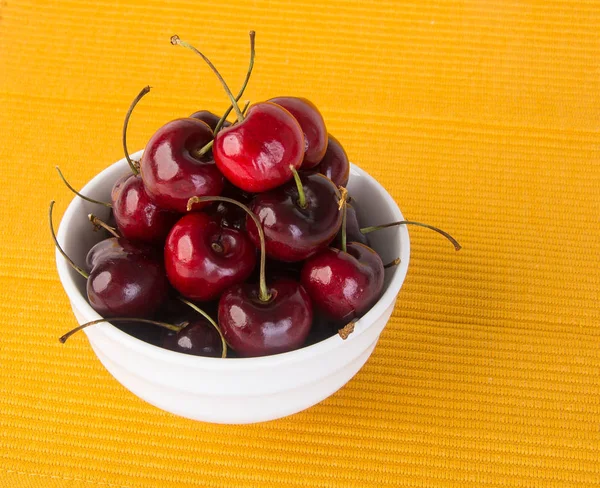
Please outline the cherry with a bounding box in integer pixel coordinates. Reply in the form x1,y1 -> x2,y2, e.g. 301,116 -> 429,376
268,96 -> 327,168
186,195 -> 313,357
85,237 -> 170,318
164,211 -> 256,301
207,181 -> 253,231
111,173 -> 179,244
139,117 -> 224,213
218,278 -> 313,357
171,35 -> 305,193
301,242 -> 384,323
315,134 -> 350,188
246,170 -> 343,262
189,110 -> 231,132
161,298 -> 227,358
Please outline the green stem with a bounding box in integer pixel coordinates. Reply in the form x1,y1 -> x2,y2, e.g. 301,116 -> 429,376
56,167 -> 112,207
59,317 -> 184,344
49,201 -> 89,279
171,35 -> 244,123
338,187 -> 349,253
89,214 -> 120,238
290,166 -> 307,208
187,195 -> 271,302
123,86 -> 151,175
360,220 -> 461,251
178,297 -> 228,358
212,31 -> 255,134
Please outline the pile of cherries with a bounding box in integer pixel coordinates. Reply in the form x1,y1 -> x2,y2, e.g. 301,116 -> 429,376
52,32 -> 460,358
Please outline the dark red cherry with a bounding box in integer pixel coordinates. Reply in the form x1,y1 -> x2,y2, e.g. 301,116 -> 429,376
164,212 -> 256,301
162,319 -> 223,358
213,102 -> 305,193
140,118 -> 225,213
300,242 -> 384,322
111,173 -> 179,244
246,172 -> 343,262
86,237 -> 170,318
315,134 -> 349,187
268,96 -> 327,168
207,180 -> 253,231
334,200 -> 369,248
189,110 -> 231,132
218,278 -> 313,357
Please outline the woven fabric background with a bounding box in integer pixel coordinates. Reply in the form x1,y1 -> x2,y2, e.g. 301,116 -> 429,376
1,1 -> 599,486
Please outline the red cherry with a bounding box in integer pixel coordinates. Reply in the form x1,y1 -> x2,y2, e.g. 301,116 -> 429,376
300,243 -> 384,322
268,96 -> 327,168
140,118 -> 224,213
334,200 -> 369,248
246,172 -> 343,262
218,278 -> 313,357
86,237 -> 170,318
111,173 -> 179,244
315,134 -> 349,187
213,102 -> 305,193
164,212 -> 256,301
162,319 -> 224,358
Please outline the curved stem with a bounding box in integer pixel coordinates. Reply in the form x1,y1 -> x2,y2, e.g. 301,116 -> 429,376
171,35 -> 244,123
290,166 -> 307,208
123,86 -> 151,175
49,201 -> 89,279
56,167 -> 112,208
177,297 -> 228,359
338,187 -> 349,253
89,214 -> 120,238
59,317 -> 183,344
187,195 -> 271,302
360,220 -> 461,251
212,31 -> 255,134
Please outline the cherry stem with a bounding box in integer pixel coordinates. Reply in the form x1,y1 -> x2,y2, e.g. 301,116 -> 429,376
338,319 -> 358,340
171,35 -> 244,123
360,220 -> 462,251
383,257 -> 401,269
56,167 -> 112,208
89,214 -> 120,238
49,201 -> 89,279
338,187 -> 349,253
187,195 -> 271,302
290,166 -> 307,208
177,297 -> 228,359
196,100 -> 251,158
212,31 -> 255,134
59,317 -> 184,344
123,86 -> 151,175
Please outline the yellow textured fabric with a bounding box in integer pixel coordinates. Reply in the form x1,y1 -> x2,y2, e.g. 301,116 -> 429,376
1,0 -> 599,486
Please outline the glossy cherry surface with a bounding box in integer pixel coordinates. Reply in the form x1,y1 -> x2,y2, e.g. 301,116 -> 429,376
162,319 -> 223,357
300,242 -> 384,322
268,96 -> 327,168
111,173 -> 179,244
164,212 -> 256,301
213,102 -> 304,193
85,237 -> 169,318
315,134 -> 349,187
218,278 -> 313,357
140,118 -> 224,213
189,110 -> 231,132
246,172 -> 343,262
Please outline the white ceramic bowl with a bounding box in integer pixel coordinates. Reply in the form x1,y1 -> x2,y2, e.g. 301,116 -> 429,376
56,151 -> 410,424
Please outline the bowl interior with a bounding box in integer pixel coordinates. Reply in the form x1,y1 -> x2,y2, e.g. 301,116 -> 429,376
56,152 -> 409,362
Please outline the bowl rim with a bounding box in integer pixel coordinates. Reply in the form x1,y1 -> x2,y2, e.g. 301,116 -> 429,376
56,152 -> 410,369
